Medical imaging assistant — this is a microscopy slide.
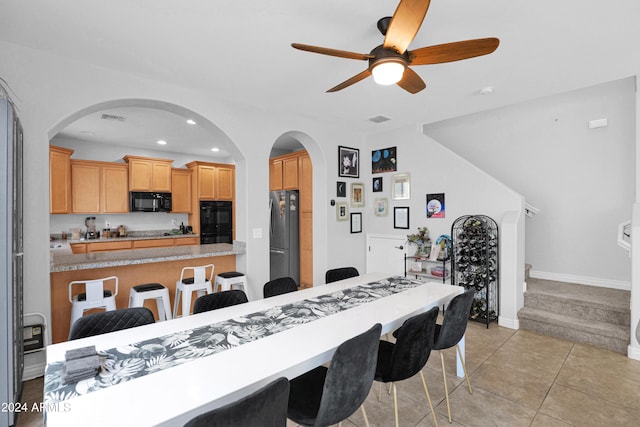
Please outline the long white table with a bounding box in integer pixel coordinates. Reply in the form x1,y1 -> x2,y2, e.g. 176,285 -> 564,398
44,273 -> 462,426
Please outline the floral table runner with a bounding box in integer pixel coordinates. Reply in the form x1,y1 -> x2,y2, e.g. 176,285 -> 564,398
44,276 -> 424,403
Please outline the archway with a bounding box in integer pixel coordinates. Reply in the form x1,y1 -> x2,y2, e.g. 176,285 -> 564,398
268,131 -> 316,288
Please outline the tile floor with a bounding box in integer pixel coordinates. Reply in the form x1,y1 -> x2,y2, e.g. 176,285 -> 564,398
16,321 -> 640,427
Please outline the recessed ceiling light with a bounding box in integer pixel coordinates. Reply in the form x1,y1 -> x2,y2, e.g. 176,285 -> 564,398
79,130 -> 94,135
157,140 -> 167,145
211,147 -> 220,152
186,119 -> 196,125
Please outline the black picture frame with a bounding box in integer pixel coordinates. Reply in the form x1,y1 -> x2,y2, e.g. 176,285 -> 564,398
350,212 -> 362,233
394,206 -> 410,229
338,146 -> 359,178
336,181 -> 346,198
372,177 -> 383,192
371,146 -> 397,173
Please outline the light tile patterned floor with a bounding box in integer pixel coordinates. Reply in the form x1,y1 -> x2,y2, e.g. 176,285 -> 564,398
17,321 -> 640,427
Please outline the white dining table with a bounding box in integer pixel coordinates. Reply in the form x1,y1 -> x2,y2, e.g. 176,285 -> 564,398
44,272 -> 463,427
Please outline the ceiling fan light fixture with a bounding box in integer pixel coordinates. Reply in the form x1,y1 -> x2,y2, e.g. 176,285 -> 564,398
372,61 -> 405,85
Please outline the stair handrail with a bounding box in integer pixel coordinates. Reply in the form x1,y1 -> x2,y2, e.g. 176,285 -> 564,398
524,202 -> 540,218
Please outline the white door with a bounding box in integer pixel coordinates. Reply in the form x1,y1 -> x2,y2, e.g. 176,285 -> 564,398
366,234 -> 407,276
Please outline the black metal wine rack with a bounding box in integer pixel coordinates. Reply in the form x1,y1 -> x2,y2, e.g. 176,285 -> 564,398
451,215 -> 499,327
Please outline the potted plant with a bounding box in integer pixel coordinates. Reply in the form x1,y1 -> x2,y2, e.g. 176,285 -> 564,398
407,227 -> 431,257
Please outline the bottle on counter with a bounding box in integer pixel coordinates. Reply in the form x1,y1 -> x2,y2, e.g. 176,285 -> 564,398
179,222 -> 185,234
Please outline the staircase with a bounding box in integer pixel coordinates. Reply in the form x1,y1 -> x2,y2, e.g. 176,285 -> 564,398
518,270 -> 630,354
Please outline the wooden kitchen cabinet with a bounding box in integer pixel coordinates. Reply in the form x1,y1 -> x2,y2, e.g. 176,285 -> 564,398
71,161 -> 101,213
132,239 -> 170,249
269,153 -> 300,191
70,243 -> 87,254
171,168 -> 192,213
102,164 -> 129,213
50,145 -> 74,214
175,236 -> 199,246
186,161 -> 235,201
299,153 -> 312,213
71,160 -> 129,214
123,155 -> 173,192
86,240 -> 132,252
269,159 -> 283,191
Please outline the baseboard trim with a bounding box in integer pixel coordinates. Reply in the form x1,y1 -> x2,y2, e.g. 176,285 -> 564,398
530,270 -> 631,291
22,362 -> 46,381
498,316 -> 519,330
628,345 -> 640,361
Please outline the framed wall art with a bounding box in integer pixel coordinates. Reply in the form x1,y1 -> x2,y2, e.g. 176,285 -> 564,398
374,198 -> 388,217
372,176 -> 383,192
426,192 -> 446,218
336,181 -> 346,198
391,173 -> 411,200
350,182 -> 365,208
336,201 -> 349,221
338,146 -> 359,178
394,206 -> 410,229
371,146 -> 397,173
350,212 -> 362,233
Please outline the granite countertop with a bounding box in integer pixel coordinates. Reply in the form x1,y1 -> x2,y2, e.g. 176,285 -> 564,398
59,232 -> 199,245
50,241 -> 246,273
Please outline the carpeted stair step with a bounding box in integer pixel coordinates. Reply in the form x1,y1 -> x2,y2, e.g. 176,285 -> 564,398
518,306 -> 629,354
524,279 -> 630,326
519,278 -> 630,354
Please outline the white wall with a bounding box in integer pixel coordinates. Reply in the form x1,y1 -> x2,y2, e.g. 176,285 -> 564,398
423,78 -> 636,289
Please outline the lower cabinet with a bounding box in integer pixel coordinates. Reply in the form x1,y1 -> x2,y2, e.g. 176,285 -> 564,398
70,236 -> 199,253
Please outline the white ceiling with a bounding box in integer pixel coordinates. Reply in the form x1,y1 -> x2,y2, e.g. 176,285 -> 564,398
2,0 -> 639,155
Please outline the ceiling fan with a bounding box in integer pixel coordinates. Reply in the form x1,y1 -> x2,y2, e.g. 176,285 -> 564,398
291,0 -> 499,94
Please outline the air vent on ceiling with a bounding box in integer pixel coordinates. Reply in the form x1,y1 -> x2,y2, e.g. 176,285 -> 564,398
101,113 -> 127,122
368,115 -> 391,124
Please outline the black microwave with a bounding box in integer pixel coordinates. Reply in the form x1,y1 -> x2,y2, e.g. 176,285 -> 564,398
130,192 -> 172,212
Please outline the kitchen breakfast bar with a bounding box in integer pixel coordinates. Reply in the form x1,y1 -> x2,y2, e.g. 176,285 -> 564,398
49,241 -> 246,343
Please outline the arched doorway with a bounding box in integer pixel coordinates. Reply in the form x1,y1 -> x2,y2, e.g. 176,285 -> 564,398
268,133 -> 313,288
48,99 -> 243,242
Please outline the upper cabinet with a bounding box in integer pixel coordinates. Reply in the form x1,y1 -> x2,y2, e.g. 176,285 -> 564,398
186,161 -> 235,201
123,155 -> 173,192
71,160 -> 129,214
50,145 -> 74,214
269,154 -> 301,191
171,168 -> 192,213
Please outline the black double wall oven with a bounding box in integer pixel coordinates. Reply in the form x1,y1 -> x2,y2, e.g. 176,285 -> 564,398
200,201 -> 233,244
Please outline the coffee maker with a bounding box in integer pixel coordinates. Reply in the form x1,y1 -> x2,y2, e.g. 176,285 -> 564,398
85,216 -> 98,239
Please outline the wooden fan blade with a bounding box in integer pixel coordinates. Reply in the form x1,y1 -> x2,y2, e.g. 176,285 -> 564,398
409,38 -> 500,65
291,43 -> 374,61
396,67 -> 426,94
383,0 -> 431,54
327,69 -> 372,92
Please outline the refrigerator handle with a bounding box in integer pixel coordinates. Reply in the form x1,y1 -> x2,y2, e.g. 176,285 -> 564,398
269,197 -> 274,238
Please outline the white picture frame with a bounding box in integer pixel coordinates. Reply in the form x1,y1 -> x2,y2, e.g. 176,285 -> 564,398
391,173 -> 411,200
374,198 -> 388,217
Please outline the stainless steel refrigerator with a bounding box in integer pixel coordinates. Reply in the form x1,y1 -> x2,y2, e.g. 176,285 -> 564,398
1,97 -> 23,427
269,190 -> 300,285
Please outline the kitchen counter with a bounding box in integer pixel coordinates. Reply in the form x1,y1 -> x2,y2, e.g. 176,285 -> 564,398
50,232 -> 200,255
49,241 -> 246,343
51,241 -> 245,272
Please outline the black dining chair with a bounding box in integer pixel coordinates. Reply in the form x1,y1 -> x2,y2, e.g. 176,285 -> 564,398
287,323 -> 382,427
263,277 -> 298,298
374,306 -> 440,427
434,288 -> 476,423
325,267 -> 359,284
183,377 -> 290,427
193,290 -> 248,314
68,307 -> 155,340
